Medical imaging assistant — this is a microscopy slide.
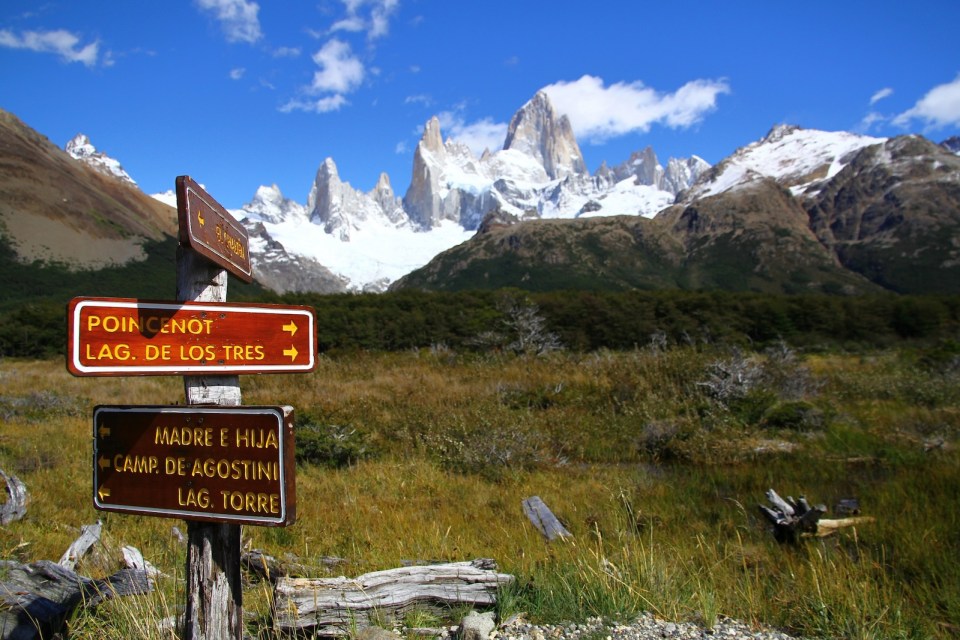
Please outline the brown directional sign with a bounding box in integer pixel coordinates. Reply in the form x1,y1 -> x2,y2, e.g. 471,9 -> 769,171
67,297 -> 317,376
176,175 -> 253,282
93,405 -> 296,526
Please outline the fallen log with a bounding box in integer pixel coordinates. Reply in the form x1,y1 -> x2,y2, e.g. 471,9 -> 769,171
272,559 -> 514,637
0,469 -> 28,525
0,560 -> 151,640
522,496 -> 572,541
759,488 -> 874,542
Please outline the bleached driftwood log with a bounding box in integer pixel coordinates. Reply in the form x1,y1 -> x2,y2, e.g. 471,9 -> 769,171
58,521 -> 102,570
759,488 -> 874,543
522,496 -> 572,541
122,545 -> 165,579
272,559 -> 514,636
0,560 -> 151,640
0,469 -> 28,525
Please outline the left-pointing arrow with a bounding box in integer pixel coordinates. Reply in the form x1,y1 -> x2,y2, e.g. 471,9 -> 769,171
98,425 -> 111,438
98,456 -> 111,470
97,488 -> 111,500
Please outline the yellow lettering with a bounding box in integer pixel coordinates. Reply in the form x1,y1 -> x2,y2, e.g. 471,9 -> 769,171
219,491 -> 281,514
155,427 -> 212,446
165,457 -> 186,475
178,487 -> 210,508
113,455 -> 158,473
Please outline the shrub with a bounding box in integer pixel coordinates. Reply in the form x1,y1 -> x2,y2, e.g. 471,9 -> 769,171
761,400 -> 826,432
426,423 -> 547,480
294,412 -> 371,468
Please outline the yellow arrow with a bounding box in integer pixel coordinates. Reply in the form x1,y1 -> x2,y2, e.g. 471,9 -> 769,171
197,210 -> 205,226
98,425 -> 111,438
282,321 -> 298,337
283,346 -> 298,362
98,456 -> 111,470
98,487 -> 111,500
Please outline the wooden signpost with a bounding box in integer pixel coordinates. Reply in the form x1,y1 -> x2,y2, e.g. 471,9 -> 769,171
67,176 -> 310,639
176,175 -> 253,282
93,405 -> 296,526
67,297 -> 316,376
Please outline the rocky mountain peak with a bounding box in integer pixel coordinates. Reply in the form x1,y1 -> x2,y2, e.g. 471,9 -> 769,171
242,183 -> 306,224
421,116 -> 445,154
614,146 -> 663,187
64,133 -> 138,187
939,135 -> 960,155
503,90 -> 586,179
762,123 -> 801,144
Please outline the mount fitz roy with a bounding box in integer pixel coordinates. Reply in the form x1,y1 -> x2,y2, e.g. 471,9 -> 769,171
55,89 -> 960,294
224,90 -> 712,292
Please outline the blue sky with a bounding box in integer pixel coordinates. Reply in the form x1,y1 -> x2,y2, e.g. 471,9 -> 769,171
2,0 -> 959,209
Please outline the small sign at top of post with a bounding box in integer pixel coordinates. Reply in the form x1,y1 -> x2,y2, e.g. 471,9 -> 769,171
176,175 -> 253,282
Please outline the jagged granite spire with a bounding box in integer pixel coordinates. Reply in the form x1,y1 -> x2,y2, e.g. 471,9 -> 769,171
503,91 -> 586,180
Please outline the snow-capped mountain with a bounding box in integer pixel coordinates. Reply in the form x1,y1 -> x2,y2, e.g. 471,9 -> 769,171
65,134 -> 138,187
678,124 -> 885,203
233,90 -> 706,291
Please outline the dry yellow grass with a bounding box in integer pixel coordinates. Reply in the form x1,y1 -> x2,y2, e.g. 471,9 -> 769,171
1,348 -> 958,638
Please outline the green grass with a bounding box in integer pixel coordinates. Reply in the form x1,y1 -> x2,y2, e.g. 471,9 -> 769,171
0,344 -> 958,638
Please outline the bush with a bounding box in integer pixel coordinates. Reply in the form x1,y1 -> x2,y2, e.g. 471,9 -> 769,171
426,423 -> 548,481
761,400 -> 826,432
294,412 -> 371,468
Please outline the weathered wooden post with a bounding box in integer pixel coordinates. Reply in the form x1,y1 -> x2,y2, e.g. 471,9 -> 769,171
67,176 -> 314,640
177,245 -> 243,639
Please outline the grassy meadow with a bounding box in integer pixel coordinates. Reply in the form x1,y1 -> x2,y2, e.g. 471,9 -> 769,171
1,341 -> 959,638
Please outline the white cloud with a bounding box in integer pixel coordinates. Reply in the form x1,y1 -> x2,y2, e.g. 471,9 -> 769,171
369,0 -> 398,39
330,16 -> 365,34
858,111 -> 887,132
404,94 -> 431,106
541,74 -> 730,143
195,0 -> 262,44
395,141 -> 408,154
0,28 -> 100,66
273,46 -> 301,58
870,87 -> 893,105
330,0 -> 398,40
893,74 -> 960,129
229,67 -> 245,80
280,94 -> 349,113
437,111 -> 507,156
310,38 -> 364,94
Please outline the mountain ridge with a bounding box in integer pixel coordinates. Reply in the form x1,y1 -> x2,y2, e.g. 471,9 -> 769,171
2,86 -> 958,297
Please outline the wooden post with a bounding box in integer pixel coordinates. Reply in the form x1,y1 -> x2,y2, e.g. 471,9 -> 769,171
177,246 -> 243,640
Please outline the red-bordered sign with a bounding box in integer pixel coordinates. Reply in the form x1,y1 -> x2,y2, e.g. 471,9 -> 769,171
93,405 -> 296,526
176,175 -> 253,282
67,297 -> 317,376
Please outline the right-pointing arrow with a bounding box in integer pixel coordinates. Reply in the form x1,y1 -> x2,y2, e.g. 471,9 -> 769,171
282,321 -> 298,337
283,346 -> 298,361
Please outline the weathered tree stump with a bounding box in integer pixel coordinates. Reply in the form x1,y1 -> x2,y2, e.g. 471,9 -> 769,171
0,469 -> 27,525
272,559 -> 514,636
